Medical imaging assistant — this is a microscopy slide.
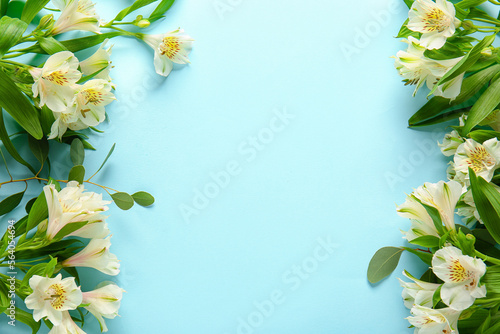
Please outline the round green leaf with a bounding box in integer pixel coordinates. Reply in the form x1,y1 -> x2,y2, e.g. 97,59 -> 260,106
68,165 -> 85,184
132,191 -> 155,207
70,138 -> 85,166
367,247 -> 404,284
111,192 -> 134,210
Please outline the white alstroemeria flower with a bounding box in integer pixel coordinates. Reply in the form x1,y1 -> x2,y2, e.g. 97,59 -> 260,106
25,274 -> 82,326
407,304 -> 460,334
397,195 -> 439,241
432,246 -> 486,310
51,0 -> 100,35
398,271 -> 440,309
412,180 -> 462,231
439,130 -> 464,157
49,311 -> 86,334
142,29 -> 194,77
62,237 -> 120,275
454,138 -> 500,184
49,79 -> 115,139
79,41 -> 113,82
394,37 -> 464,99
82,283 -> 124,332
407,0 -> 461,50
29,51 -> 81,112
44,181 -> 110,240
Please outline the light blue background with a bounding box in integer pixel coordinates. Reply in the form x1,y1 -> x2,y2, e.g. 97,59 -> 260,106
1,0 -> 456,333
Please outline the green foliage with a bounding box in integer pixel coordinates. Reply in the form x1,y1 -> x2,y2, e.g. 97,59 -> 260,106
367,247 -> 404,283
470,169 -> 500,245
111,192 -> 134,210
26,191 -> 48,232
21,0 -> 50,24
70,138 -> 85,166
0,72 -> 43,139
132,191 -> 155,207
0,16 -> 27,57
68,165 -> 85,184
0,190 -> 25,216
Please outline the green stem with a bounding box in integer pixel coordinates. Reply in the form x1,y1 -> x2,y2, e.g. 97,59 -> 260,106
475,250 -> 500,265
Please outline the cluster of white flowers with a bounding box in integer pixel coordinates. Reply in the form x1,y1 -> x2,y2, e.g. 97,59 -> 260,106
25,274 -> 123,333
25,181 -> 122,333
398,177 -> 489,332
29,49 -> 114,140
28,0 -> 193,140
394,0 -> 463,99
400,246 -> 486,334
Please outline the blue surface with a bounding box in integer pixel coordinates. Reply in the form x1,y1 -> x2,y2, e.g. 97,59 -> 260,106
0,0 -> 455,333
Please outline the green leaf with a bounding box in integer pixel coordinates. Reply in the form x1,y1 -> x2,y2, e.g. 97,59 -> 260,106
456,0 -> 488,9
52,221 -> 88,241
367,247 -> 403,284
150,0 -> 175,20
113,0 -> 157,22
28,135 -> 49,165
396,19 -> 418,39
27,191 -> 48,232
432,285 -> 442,308
68,165 -> 85,184
408,235 -> 440,248
403,0 -> 414,9
0,16 -> 27,58
44,256 -> 57,277
468,130 -> 500,143
424,42 -> 464,60
93,143 -> 115,176
70,138 -> 84,166
111,192 -> 134,210
37,36 -> 67,54
21,263 -> 49,287
26,32 -> 124,54
470,169 -> 500,245
21,0 -> 50,24
0,0 -> 9,17
12,307 -> 42,334
0,110 -> 37,174
409,64 -> 500,126
132,191 -> 155,207
463,77 -> 500,134
0,71 -> 43,139
428,34 -> 496,97
25,197 -> 36,213
403,247 -> 433,266
0,190 -> 25,216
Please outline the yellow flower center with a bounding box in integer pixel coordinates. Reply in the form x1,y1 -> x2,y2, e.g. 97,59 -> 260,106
82,88 -> 104,106
423,7 -> 450,33
448,259 -> 471,283
46,284 -> 67,310
159,37 -> 181,59
466,146 -> 495,172
45,71 -> 69,86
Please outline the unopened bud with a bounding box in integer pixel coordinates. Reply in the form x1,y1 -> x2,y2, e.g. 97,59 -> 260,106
481,47 -> 493,57
461,20 -> 474,30
136,19 -> 150,28
37,14 -> 54,31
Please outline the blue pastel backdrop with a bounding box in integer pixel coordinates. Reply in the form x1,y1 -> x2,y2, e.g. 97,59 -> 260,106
0,0 -> 455,333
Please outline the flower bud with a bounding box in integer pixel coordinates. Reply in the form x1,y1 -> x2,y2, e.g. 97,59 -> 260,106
481,47 -> 493,57
136,19 -> 150,28
37,14 -> 54,31
461,20 -> 474,30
